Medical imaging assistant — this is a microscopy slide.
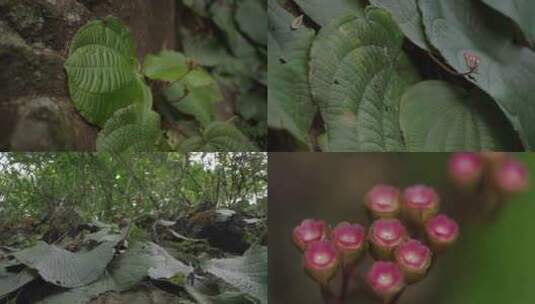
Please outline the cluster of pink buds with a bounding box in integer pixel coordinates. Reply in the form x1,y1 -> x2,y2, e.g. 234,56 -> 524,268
292,185 -> 459,303
449,152 -> 529,194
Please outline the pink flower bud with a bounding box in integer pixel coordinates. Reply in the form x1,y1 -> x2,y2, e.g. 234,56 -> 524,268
402,185 -> 440,225
494,159 -> 529,194
293,219 -> 327,251
364,184 -> 401,218
366,261 -> 405,302
426,214 -> 459,252
331,222 -> 366,264
368,219 -> 407,260
449,153 -> 483,186
394,239 -> 432,283
303,240 -> 339,285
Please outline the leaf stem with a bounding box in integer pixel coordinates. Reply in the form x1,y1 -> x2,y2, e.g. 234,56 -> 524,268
426,51 -> 477,77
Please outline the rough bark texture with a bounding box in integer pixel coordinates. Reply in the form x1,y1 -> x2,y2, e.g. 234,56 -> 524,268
0,0 -> 176,151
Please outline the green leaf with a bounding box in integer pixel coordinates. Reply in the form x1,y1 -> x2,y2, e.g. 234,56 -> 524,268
294,0 -> 364,26
36,272 -> 118,304
203,246 -> 267,304
184,69 -> 217,87
235,0 -> 267,45
163,69 -> 222,127
96,104 -> 161,153
12,239 -> 120,288
209,0 -> 262,78
267,0 -> 317,147
146,244 -> 193,281
400,80 -> 519,151
0,268 -> 37,298
419,0 -> 535,149
36,242 -> 192,304
180,122 -> 258,152
143,50 -> 190,82
370,0 -> 431,50
69,16 -> 136,60
180,27 -> 234,67
65,17 -> 141,126
237,91 -> 266,122
309,9 -> 420,151
481,0 -> 535,47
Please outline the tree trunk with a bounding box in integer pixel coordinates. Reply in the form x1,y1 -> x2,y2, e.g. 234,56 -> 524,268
0,0 -> 176,151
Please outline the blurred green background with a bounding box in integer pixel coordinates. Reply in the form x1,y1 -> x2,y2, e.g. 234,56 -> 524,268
268,153 -> 535,304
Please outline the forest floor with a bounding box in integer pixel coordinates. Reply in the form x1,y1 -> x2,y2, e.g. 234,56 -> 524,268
0,203 -> 267,304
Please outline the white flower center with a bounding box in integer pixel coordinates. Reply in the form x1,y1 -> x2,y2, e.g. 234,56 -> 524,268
379,228 -> 396,241
376,195 -> 392,207
404,251 -> 421,264
378,273 -> 393,286
313,252 -> 330,266
340,233 -> 356,244
435,224 -> 449,235
411,193 -> 428,205
303,230 -> 318,241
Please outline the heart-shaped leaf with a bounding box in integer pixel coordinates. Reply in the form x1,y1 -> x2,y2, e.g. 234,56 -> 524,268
309,8 -> 420,151
12,239 -> 120,288
69,16 -> 136,60
36,242 -> 192,304
267,0 -> 317,147
400,80 -> 519,151
294,0 -> 364,26
96,105 -> 161,153
419,0 -> 535,149
65,17 -> 141,127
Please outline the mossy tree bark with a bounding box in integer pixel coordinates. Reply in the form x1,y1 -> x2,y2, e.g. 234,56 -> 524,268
0,0 -> 176,151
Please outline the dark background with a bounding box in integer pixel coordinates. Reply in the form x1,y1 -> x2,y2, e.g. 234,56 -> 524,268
268,152 -> 535,304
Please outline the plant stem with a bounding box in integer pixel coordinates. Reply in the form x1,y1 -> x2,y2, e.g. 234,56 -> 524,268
427,51 -> 477,77
320,285 -> 341,304
339,263 -> 356,302
320,286 -> 333,304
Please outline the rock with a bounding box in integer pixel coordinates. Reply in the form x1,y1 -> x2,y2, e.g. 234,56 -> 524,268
0,0 -> 176,150
188,209 -> 249,254
8,96 -> 95,150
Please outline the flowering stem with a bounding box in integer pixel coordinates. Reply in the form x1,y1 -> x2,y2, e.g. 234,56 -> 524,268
339,263 -> 356,302
320,284 -> 339,304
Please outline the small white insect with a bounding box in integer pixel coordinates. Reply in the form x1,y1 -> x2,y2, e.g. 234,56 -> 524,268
291,15 -> 304,30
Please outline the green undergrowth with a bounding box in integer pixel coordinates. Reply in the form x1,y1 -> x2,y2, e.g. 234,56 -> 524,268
0,209 -> 267,304
65,3 -> 266,152
269,0 -> 533,151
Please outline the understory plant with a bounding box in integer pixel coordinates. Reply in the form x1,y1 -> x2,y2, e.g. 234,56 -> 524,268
0,152 -> 268,303
65,1 -> 266,153
268,0 -> 535,151
292,153 -> 529,303
0,217 -> 267,304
